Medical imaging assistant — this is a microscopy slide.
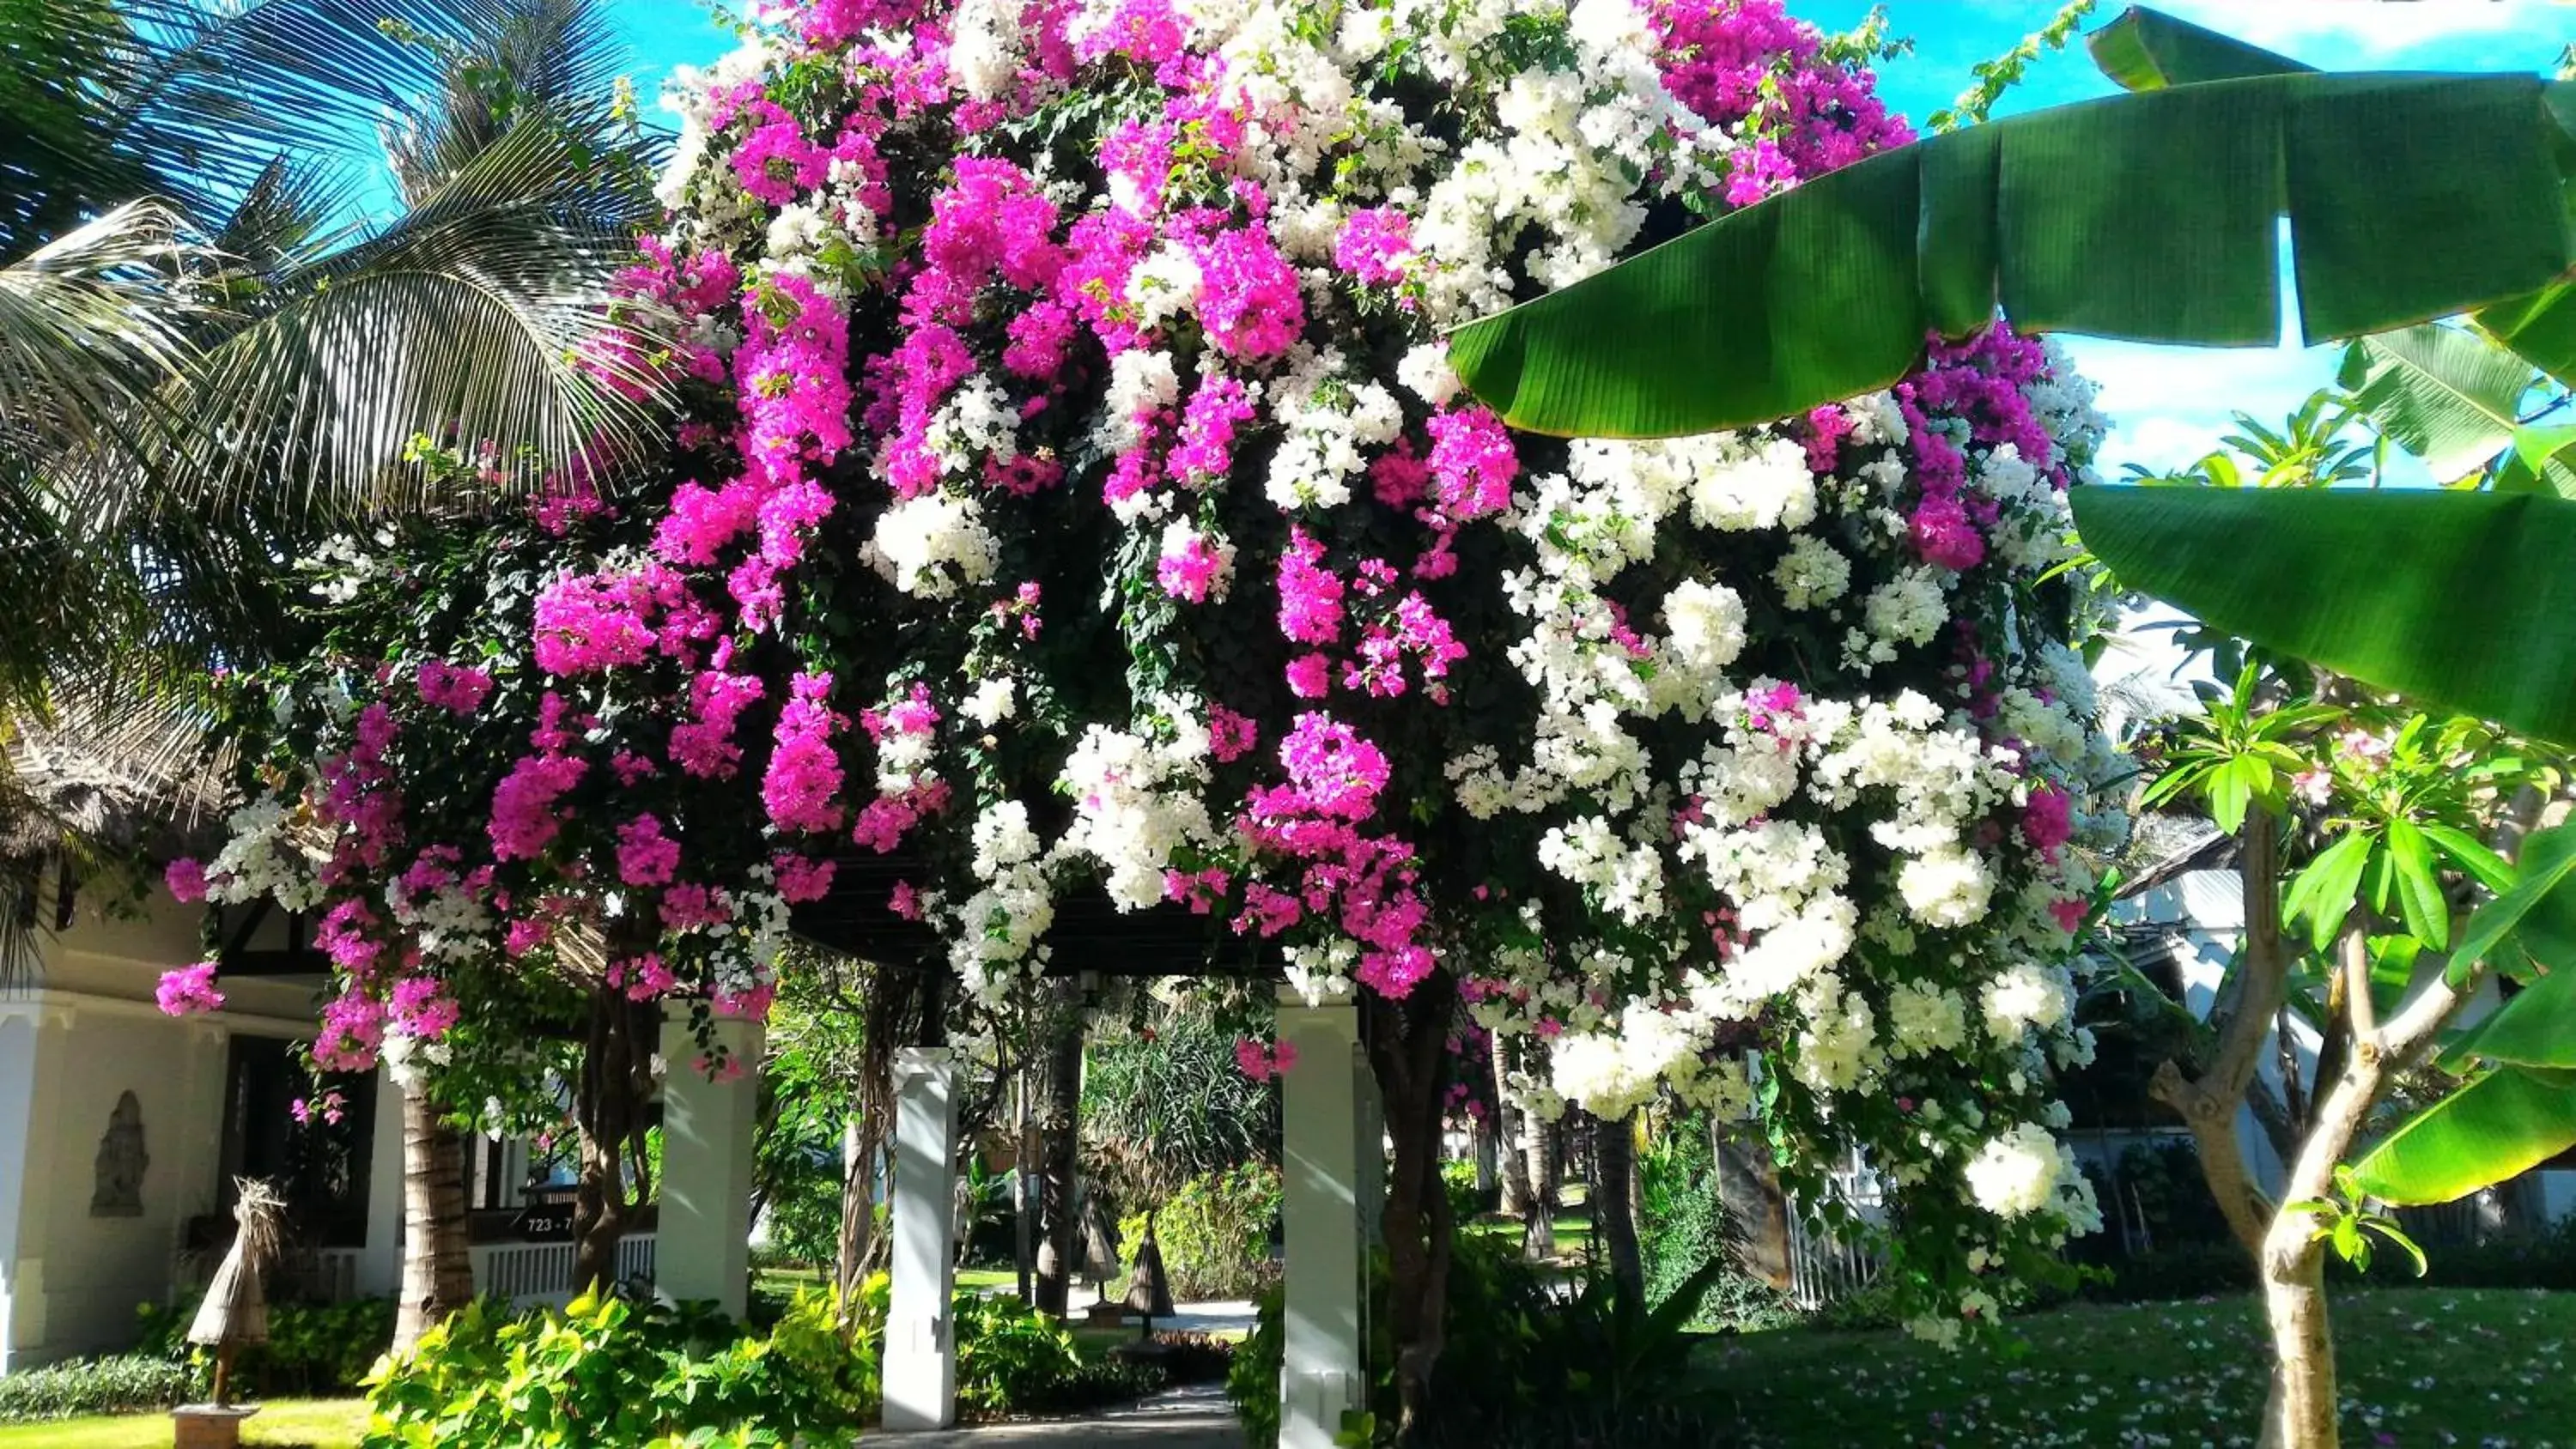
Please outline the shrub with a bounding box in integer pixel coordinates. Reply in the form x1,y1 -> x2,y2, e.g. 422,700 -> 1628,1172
1149,1331 -> 1236,1385
361,1287 -> 877,1447
0,1355 -> 197,1423
1119,1162 -> 1281,1301
1637,1117 -> 1794,1331
1438,1160 -> 1485,1226
133,1293 -> 396,1397
1229,1233 -> 1728,1447
952,1290 -> 1088,1416
1084,1014 -> 1280,1211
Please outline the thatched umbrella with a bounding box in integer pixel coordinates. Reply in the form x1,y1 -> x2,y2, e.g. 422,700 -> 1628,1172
188,1179 -> 285,1408
1123,1210 -> 1175,1331
1078,1190 -> 1122,1295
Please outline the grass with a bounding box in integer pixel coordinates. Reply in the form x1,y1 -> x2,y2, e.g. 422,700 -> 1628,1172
0,1399 -> 368,1449
1699,1288 -> 2576,1448
1461,1210 -> 1592,1262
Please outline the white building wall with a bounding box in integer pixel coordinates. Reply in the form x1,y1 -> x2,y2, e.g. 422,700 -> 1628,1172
0,888 -> 315,1369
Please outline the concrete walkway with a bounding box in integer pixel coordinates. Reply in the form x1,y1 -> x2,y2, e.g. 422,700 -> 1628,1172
867,1384 -> 1245,1445
860,1293 -> 1259,1443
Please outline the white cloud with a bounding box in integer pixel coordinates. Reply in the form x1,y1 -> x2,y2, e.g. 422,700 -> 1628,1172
2057,334 -> 2342,475
2142,0 -> 2568,63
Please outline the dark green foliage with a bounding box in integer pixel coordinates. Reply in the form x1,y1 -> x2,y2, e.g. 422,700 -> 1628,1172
1637,1116 -> 1794,1331
133,1292 -> 395,1397
1083,1013 -> 1280,1210
0,1354 -> 197,1423
1229,1233 -> 1728,1447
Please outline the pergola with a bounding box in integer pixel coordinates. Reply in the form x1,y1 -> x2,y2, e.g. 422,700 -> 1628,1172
766,847 -> 1382,1445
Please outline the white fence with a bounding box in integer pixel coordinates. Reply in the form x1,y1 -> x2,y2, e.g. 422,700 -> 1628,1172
1784,1152 -> 1886,1311
471,1234 -> 659,1308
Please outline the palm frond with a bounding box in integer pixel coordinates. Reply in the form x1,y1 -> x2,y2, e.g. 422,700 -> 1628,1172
144,120 -> 674,514
0,200 -> 204,454
98,1 -> 512,218
380,0 -> 647,204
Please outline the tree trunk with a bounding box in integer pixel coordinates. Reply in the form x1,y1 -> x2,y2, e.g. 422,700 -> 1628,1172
392,1081 -> 472,1353
1031,991 -> 1084,1316
1590,1110 -> 1643,1300
835,1108 -> 877,1303
1492,1034 -> 1533,1222
2257,1245 -> 2336,1449
574,986 -> 653,1294
1714,1119 -> 1792,1290
1365,981 -> 1458,1440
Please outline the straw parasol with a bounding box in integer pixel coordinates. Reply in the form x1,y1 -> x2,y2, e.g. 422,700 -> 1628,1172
188,1179 -> 286,1408
1123,1210 -> 1175,1331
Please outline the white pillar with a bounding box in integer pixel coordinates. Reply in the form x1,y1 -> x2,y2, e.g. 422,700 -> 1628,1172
354,1065 -> 407,1297
0,1013 -> 41,1374
656,1012 -> 762,1317
883,1048 -> 960,1432
1278,986 -> 1367,1449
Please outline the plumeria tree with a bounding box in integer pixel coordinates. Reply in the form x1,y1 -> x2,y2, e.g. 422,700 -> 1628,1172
172,0 -> 2123,1427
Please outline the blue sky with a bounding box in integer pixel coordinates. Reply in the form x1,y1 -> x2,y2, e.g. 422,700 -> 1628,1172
598,0 -> 2576,475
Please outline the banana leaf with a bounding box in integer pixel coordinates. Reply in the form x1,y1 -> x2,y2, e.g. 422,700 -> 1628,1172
2336,325 -> 2576,494
1449,3 -> 2576,440
2353,1065 -> 2576,1205
2069,487 -> 2576,745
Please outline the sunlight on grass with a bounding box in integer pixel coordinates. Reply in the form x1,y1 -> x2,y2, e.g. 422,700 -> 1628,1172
0,1398 -> 368,1449
1704,1289 -> 2576,1448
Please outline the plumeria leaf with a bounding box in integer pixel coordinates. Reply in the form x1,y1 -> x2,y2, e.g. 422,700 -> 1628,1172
2445,965 -> 2576,1070
2287,829 -> 2372,951
2386,818 -> 2451,950
2446,823 -> 2576,984
2421,824 -> 2517,895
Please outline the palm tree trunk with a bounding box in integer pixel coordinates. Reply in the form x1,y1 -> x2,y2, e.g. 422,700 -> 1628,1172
392,1081 -> 471,1352
1590,1110 -> 1643,1300
1031,995 -> 1084,1316
1492,1035 -> 1533,1222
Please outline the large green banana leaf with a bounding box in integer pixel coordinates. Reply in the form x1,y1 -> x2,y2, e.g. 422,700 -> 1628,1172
2081,6 -> 2312,92
1449,79 -> 2573,436
2336,325 -> 2576,494
2069,488 -> 2576,743
2354,1065 -> 2576,1205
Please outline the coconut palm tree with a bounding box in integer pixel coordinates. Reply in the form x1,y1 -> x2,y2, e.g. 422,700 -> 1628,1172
9,0 -> 670,680
2,0 -> 677,1347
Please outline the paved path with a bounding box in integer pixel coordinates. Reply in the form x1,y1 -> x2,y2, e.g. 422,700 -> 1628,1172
861,1295 -> 1259,1444
868,1384 -> 1245,1446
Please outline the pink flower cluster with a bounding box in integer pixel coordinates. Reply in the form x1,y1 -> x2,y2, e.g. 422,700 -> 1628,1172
1234,1037 -> 1299,1082
763,673 -> 848,834
155,961 -> 224,1016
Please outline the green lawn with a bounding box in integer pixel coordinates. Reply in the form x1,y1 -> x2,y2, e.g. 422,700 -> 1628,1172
1701,1288 -> 2576,1448
0,1399 -> 368,1449
1461,1210 -> 1591,1262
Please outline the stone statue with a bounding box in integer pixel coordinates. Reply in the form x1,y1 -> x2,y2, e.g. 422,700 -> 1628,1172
91,1091 -> 147,1216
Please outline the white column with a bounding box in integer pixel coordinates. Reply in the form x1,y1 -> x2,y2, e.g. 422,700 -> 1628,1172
656,1012 -> 762,1317
354,1065 -> 408,1297
883,1048 -> 959,1433
0,1013 -> 41,1374
1278,986 -> 1367,1449
0,1004 -> 72,1373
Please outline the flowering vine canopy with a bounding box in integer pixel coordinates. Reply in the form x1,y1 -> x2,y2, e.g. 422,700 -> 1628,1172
174,0 -> 2128,1333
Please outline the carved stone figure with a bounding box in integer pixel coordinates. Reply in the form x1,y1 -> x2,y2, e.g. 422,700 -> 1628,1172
92,1090 -> 148,1216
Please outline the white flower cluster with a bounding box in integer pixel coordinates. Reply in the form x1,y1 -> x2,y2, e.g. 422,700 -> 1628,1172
200,801 -> 324,912
865,491 -> 1000,597
1056,700 -> 1224,911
